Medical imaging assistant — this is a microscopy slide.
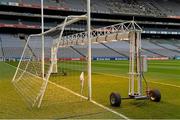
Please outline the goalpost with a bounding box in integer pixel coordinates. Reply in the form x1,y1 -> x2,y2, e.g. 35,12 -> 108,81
11,0 -> 160,109
11,17 -> 147,108
11,14 -> 90,108
56,21 -> 161,106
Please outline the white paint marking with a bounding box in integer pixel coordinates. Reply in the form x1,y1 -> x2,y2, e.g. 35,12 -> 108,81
90,100 -> 129,120
149,81 -> 180,88
6,62 -> 180,88
5,62 -> 180,119
5,62 -> 129,119
93,72 -> 180,88
48,80 -> 129,120
48,81 -> 88,100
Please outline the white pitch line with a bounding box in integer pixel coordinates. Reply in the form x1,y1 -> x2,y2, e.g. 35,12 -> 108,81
5,62 -> 180,88
90,100 -> 129,120
93,72 -> 129,79
149,81 -> 180,88
48,81 -> 129,120
5,62 -> 180,119
4,62 -> 129,119
48,81 -> 88,100
93,72 -> 180,88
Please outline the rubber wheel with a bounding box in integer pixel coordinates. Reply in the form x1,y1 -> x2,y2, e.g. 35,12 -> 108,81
110,92 -> 121,107
149,89 -> 161,102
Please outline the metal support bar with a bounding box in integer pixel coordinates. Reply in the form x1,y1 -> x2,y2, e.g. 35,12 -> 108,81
41,0 -> 45,79
59,21 -> 142,47
87,0 -> 92,101
137,32 -> 142,95
36,17 -> 68,108
128,31 -> 143,97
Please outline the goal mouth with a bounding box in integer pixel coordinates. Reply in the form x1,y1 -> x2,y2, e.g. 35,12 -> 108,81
11,15 -> 89,108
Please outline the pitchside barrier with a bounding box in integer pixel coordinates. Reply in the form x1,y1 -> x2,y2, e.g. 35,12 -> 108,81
93,57 -> 128,61
175,56 -> 180,60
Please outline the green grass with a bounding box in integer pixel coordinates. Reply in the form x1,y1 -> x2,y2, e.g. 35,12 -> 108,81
0,60 -> 180,119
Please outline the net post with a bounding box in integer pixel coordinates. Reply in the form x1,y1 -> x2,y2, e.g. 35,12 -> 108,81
41,0 -> 45,79
12,36 -> 30,82
51,44 -> 58,74
37,17 -> 68,108
87,0 -> 92,101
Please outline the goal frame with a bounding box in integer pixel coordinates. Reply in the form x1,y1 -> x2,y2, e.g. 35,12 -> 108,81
12,14 -> 88,108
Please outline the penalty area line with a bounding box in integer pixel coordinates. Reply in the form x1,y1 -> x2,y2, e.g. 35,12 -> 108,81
5,62 -> 129,119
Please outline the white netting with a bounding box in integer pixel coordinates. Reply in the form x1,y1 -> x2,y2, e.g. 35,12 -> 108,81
12,17 -> 91,109
44,19 -> 89,104
10,15 -> 130,119
12,34 -> 54,107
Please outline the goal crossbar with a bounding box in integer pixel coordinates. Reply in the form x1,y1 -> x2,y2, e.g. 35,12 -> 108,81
12,14 -> 87,83
11,14 -> 87,108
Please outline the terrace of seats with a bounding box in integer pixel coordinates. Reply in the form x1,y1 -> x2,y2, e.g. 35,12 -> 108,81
0,39 -> 3,59
142,39 -> 180,57
0,34 -> 179,59
0,34 -> 25,59
1,0 -> 180,16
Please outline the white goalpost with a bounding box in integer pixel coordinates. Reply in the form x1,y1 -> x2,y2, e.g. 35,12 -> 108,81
11,0 -> 160,110
11,18 -> 144,108
11,14 -> 89,108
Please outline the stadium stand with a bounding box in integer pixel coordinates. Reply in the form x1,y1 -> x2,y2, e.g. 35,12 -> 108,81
105,0 -> 164,16
0,37 -> 3,60
74,44 -> 126,58
90,0 -> 110,13
0,0 -> 180,60
102,41 -> 130,57
167,40 -> 180,48
58,47 -> 82,58
0,0 -> 171,16
151,40 -> 180,53
141,39 -> 180,58
0,34 -> 25,59
1,0 -> 180,16
1,33 -> 179,59
0,34 -> 180,58
155,0 -> 180,16
0,34 -> 180,59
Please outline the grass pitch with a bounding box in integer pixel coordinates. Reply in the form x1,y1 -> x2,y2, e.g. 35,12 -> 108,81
0,60 -> 180,119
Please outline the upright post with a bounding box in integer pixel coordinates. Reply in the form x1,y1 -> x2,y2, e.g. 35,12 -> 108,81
51,45 -> 58,73
136,32 -> 142,95
41,0 -> 45,79
87,0 -> 92,100
129,31 -> 135,96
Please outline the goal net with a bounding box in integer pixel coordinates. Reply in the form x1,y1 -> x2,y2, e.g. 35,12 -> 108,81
10,7 -> 142,118
12,33 -> 54,107
11,15 -> 87,107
